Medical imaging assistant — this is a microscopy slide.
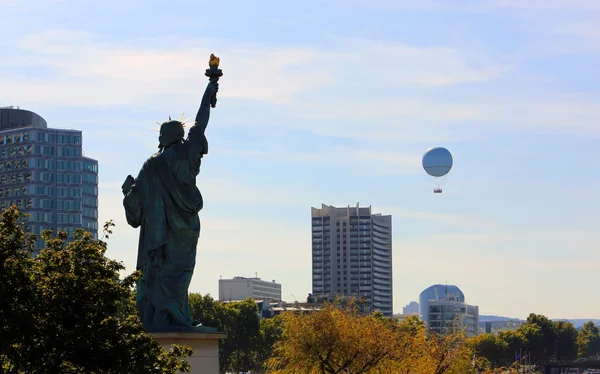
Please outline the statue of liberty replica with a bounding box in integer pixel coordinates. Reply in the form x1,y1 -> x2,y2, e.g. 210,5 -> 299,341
121,55 -> 222,332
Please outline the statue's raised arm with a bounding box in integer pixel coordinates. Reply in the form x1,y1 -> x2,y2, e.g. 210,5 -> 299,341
188,54 -> 222,155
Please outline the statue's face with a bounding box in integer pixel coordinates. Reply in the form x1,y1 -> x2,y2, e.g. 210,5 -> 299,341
159,120 -> 185,147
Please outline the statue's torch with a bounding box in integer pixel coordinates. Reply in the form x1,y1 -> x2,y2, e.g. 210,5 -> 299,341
205,54 -> 223,108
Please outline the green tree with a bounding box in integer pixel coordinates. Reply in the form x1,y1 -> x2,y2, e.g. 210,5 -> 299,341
521,313 -> 556,363
467,333 -> 509,368
189,294 -> 263,373
553,320 -> 578,361
497,329 -> 528,361
219,298 -> 261,372
188,292 -> 221,327
0,206 -> 191,374
254,315 -> 284,371
577,321 -> 600,359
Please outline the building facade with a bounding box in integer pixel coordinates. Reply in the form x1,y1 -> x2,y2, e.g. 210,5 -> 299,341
0,107 -> 98,249
218,276 -> 282,301
311,203 -> 393,316
403,301 -> 420,315
419,284 -> 479,336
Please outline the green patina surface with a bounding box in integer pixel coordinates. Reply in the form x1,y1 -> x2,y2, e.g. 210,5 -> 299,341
122,58 -> 221,332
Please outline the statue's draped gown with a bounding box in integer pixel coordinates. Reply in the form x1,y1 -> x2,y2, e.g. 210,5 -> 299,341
123,125 -> 205,330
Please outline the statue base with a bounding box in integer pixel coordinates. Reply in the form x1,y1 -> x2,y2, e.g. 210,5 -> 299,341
153,331 -> 227,374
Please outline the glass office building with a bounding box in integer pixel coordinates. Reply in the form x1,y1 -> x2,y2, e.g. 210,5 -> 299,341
419,284 -> 479,336
0,107 -> 98,249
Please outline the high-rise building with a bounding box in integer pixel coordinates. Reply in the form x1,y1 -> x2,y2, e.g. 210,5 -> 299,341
311,203 -> 393,316
219,276 -> 282,301
419,284 -> 479,336
0,107 -> 99,249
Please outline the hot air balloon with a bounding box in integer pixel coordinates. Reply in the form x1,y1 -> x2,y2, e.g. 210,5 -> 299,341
422,147 -> 453,193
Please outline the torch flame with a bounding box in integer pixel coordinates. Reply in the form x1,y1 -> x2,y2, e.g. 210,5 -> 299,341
209,54 -> 220,68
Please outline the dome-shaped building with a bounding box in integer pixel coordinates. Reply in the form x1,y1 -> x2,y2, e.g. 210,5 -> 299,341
418,284 -> 479,336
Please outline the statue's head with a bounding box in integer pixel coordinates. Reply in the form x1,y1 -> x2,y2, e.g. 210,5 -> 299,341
158,120 -> 185,149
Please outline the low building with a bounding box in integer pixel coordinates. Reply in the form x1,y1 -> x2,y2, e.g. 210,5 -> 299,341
218,276 -> 282,302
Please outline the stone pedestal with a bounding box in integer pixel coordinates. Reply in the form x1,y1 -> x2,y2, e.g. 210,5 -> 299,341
154,332 -> 227,374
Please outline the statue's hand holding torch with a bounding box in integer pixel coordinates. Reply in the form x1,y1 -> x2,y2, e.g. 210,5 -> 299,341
205,54 -> 223,108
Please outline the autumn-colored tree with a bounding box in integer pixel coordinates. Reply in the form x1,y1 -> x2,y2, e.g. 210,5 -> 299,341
0,206 -> 191,374
266,304 -> 474,374
266,303 -> 399,373
422,330 -> 474,374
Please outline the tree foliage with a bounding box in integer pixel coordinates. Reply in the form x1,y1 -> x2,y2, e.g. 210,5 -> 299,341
0,206 -> 191,374
189,293 -> 282,373
577,321 -> 600,359
468,312 -> 599,370
265,304 -> 473,374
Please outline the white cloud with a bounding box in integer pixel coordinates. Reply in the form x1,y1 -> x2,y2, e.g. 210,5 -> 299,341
9,27 -> 598,143
1,29 -> 510,110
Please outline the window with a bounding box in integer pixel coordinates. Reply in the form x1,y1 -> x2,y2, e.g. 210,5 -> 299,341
83,208 -> 97,218
57,200 -> 81,210
37,172 -> 54,182
82,184 -> 97,195
57,134 -> 82,145
83,196 -> 97,207
57,174 -> 81,184
83,174 -> 97,183
57,187 -> 81,197
59,147 -> 82,157
83,162 -> 97,172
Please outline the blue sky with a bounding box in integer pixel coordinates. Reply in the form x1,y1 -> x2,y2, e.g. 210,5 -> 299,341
2,0 -> 600,319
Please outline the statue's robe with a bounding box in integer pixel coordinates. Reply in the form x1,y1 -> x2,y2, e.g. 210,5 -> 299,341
123,125 -> 205,331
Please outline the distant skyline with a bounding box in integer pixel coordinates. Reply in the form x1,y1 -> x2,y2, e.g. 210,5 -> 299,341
1,0 -> 599,319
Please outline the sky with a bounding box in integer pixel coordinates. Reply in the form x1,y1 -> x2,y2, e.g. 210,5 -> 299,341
1,0 -> 599,319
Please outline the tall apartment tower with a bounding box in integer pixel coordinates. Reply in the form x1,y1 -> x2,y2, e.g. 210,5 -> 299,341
0,107 -> 99,249
311,203 -> 393,316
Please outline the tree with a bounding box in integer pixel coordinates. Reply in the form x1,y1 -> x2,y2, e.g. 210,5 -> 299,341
219,298 -> 261,372
523,313 -> 557,363
496,329 -> 527,357
256,315 -> 284,364
0,206 -> 191,374
422,330 -> 474,374
467,333 -> 509,368
553,320 -> 578,361
266,304 -> 398,373
266,304 -> 474,374
577,321 -> 600,359
189,294 -> 263,373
